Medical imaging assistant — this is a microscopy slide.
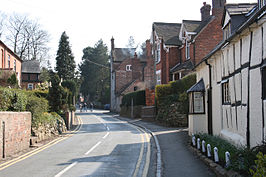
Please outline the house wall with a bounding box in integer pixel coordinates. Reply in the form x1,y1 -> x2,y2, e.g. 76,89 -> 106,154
192,16 -> 266,148
0,43 -> 22,86
0,112 -> 31,159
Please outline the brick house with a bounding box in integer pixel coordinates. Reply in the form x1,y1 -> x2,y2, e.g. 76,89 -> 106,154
187,1 -> 265,147
110,38 -> 154,112
151,22 -> 182,85
0,40 -> 22,86
171,0 -> 225,81
21,60 -> 41,90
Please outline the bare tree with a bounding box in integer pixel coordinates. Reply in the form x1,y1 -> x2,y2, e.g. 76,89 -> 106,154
0,12 -> 7,39
5,13 -> 50,63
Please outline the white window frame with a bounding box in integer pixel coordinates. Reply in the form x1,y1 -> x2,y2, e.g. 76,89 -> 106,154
222,80 -> 230,104
156,41 -> 161,63
13,59 -> 16,72
126,65 -> 132,71
28,83 -> 33,90
8,55 -> 10,68
156,70 -> 161,85
185,40 -> 190,59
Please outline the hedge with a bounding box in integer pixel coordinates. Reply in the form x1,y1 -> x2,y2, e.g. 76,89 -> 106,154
155,74 -> 196,100
121,90 -> 146,107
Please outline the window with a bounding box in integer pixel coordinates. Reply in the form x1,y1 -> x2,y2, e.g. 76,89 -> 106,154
13,59 -> 16,72
134,86 -> 138,91
186,40 -> 190,59
189,92 -> 205,114
259,0 -> 266,9
28,83 -> 33,90
222,80 -> 230,104
126,65 -> 131,71
156,42 -> 161,63
156,70 -> 161,85
263,67 -> 266,100
8,55 -> 10,68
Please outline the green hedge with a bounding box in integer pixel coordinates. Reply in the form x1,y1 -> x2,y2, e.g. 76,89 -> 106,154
121,90 -> 146,107
155,74 -> 196,100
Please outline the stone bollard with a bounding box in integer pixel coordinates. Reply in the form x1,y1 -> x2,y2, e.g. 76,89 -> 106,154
214,147 -> 219,162
192,136 -> 196,146
197,138 -> 201,150
207,144 -> 211,157
202,140 -> 206,153
225,151 -> 230,168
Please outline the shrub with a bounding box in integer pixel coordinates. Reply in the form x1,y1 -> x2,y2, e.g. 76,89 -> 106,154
121,90 -> 146,107
7,73 -> 18,87
32,89 -> 49,99
250,152 -> 266,177
10,91 -> 28,111
0,87 -> 13,111
26,95 -> 49,117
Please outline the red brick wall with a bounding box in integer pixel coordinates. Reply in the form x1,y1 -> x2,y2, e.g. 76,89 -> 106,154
194,15 -> 223,65
145,88 -> 155,106
0,112 -> 31,159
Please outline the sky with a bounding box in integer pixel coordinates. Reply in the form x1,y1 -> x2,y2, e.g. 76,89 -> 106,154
0,0 -> 257,68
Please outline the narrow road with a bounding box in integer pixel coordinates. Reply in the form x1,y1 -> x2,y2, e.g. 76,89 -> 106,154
0,110 -> 151,177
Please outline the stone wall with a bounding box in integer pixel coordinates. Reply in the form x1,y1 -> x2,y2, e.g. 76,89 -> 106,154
0,112 -> 31,159
120,105 -> 143,118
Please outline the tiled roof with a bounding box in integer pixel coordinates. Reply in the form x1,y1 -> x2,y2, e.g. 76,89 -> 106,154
187,79 -> 205,93
22,60 -> 40,73
153,22 -> 182,46
113,48 -> 136,62
170,60 -> 193,73
225,3 -> 257,15
183,20 -> 202,32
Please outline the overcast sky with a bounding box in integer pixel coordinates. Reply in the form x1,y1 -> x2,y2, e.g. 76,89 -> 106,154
1,0 -> 257,67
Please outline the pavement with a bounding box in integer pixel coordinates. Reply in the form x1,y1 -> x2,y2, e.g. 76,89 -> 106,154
114,115 -> 216,177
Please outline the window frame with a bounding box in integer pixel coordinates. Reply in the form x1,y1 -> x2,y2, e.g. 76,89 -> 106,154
8,55 -> 10,68
262,66 -> 266,100
222,80 -> 230,105
156,41 -> 161,63
185,40 -> 190,60
189,91 -> 205,114
27,83 -> 33,90
126,65 -> 132,71
13,59 -> 16,72
156,70 -> 161,85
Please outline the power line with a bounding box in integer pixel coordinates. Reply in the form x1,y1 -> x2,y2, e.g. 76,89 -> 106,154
85,59 -> 110,69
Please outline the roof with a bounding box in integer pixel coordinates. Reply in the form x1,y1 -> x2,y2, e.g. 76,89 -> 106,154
170,60 -> 193,73
113,48 -> 136,62
22,60 -> 40,73
187,79 -> 205,93
225,3 -> 257,16
153,22 -> 182,46
195,4 -> 266,69
183,20 -> 202,32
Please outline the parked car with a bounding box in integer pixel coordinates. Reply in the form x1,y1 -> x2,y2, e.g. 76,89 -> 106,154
104,104 -> 110,110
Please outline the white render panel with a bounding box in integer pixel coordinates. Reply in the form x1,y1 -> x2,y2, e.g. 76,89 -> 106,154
228,45 -> 235,74
235,41 -> 241,70
188,114 -> 208,135
217,54 -> 222,82
231,107 -> 237,132
212,83 -> 222,135
224,49 -> 229,76
235,73 -> 242,101
229,77 -> 235,104
241,68 -> 249,104
249,68 -> 263,147
242,35 -> 250,65
220,129 -> 245,147
237,106 -> 247,141
251,27 -> 262,67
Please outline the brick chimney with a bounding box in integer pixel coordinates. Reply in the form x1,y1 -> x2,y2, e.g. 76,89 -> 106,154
200,2 -> 211,21
111,37 -> 114,51
146,40 -> 152,58
212,0 -> 226,17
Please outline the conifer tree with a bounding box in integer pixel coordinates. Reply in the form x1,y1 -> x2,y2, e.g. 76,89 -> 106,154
56,31 -> 75,80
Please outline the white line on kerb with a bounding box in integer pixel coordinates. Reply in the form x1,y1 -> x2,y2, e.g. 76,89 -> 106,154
54,161 -> 78,177
102,132 -> 110,139
107,126 -> 110,131
85,141 -> 102,155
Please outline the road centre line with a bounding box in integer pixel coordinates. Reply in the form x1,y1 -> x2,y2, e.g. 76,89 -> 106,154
54,161 -> 78,177
102,132 -> 110,139
85,141 -> 102,155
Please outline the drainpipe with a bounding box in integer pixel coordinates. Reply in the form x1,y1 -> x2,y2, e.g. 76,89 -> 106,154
205,59 -> 213,135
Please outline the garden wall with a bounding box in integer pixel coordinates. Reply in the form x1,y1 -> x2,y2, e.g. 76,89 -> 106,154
0,112 -> 31,159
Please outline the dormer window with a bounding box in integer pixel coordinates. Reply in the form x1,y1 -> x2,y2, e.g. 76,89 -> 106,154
126,65 -> 132,71
223,23 -> 231,40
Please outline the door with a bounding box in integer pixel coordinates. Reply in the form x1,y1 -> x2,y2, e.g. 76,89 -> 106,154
207,89 -> 213,135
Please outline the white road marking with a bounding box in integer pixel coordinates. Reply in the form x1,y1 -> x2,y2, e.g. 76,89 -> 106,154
54,161 -> 78,177
107,126 -> 110,131
85,141 -> 102,155
102,132 -> 110,139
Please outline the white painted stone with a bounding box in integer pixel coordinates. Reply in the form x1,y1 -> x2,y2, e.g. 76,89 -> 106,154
214,147 -> 219,162
207,144 -> 212,157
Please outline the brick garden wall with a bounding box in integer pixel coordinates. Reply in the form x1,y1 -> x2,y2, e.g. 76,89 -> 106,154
0,112 -> 31,159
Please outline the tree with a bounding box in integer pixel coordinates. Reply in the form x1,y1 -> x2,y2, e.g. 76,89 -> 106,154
5,13 -> 50,63
79,40 -> 110,104
126,36 -> 136,48
0,12 -> 6,39
55,31 -> 75,80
